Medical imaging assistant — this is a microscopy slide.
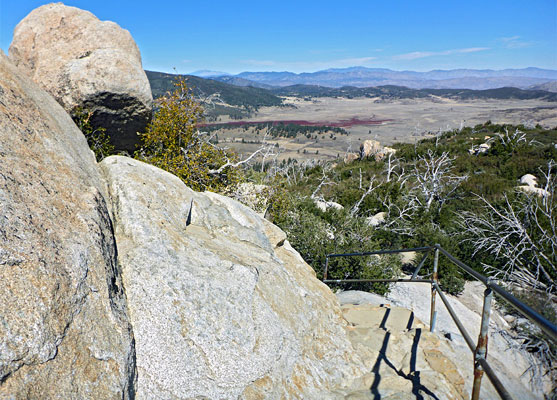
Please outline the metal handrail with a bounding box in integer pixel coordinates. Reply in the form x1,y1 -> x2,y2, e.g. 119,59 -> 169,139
435,245 -> 556,340
322,244 -> 556,400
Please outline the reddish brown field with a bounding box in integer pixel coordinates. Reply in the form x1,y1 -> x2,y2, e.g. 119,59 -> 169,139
198,117 -> 393,128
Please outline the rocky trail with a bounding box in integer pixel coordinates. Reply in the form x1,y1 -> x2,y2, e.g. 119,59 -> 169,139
0,3 -> 551,399
336,304 -> 468,399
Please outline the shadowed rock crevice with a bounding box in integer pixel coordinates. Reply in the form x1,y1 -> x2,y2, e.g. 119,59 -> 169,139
82,92 -> 152,151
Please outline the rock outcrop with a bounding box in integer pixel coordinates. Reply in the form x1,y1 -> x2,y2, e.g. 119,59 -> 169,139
360,139 -> 382,159
99,155 -> 366,399
8,3 -> 153,152
518,173 -> 550,197
359,140 -> 397,161
0,51 -> 135,398
344,140 -> 397,163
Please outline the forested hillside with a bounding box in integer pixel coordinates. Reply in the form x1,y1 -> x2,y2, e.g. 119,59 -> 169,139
251,122 -> 556,376
271,84 -> 557,101
146,70 -> 283,119
256,122 -> 556,303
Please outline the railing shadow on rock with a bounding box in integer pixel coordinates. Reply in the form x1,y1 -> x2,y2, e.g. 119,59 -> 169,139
322,244 -> 557,400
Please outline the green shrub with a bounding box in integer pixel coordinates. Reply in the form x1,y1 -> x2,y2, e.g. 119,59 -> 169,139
72,107 -> 115,161
135,77 -> 242,192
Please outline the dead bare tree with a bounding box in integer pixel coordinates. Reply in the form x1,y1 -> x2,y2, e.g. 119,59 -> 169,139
207,145 -> 270,175
459,162 -> 556,390
280,160 -> 306,186
380,197 -> 420,236
435,127 -> 442,147
497,127 -> 527,148
410,150 -> 468,211
199,127 -> 276,177
311,165 -> 335,200
350,175 -> 381,217
384,152 -> 405,183
376,151 -> 465,235
376,153 -> 419,234
459,160 -> 556,293
259,130 -> 272,172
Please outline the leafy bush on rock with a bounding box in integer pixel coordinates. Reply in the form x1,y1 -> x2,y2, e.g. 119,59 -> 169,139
135,77 -> 242,192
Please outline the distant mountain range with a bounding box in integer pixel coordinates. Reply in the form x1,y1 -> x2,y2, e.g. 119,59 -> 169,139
189,66 -> 557,90
212,76 -> 275,89
529,81 -> 557,93
146,69 -> 557,121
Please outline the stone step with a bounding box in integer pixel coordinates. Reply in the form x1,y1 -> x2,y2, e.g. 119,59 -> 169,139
342,304 -> 427,332
339,303 -> 468,400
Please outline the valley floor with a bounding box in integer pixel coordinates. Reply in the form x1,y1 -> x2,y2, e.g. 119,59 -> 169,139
210,96 -> 557,161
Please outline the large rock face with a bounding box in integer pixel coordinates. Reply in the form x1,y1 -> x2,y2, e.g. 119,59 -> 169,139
8,3 -> 153,152
99,156 -> 366,399
0,51 -> 135,398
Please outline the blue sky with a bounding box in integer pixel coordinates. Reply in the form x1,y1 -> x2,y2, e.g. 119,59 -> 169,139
1,1 -> 556,74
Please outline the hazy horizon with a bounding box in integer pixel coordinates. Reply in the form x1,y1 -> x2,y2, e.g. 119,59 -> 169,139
186,66 -> 557,77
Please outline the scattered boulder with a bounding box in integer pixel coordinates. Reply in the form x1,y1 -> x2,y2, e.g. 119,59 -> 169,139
518,173 -> 550,197
479,143 -> 490,153
400,251 -> 417,265
0,51 -> 134,398
314,198 -> 345,212
520,174 -> 538,187
468,142 -> 490,155
375,146 -> 397,161
360,139 -> 381,159
8,3 -> 153,152
366,211 -> 386,227
344,153 -> 359,163
518,185 -> 550,197
99,156 -> 366,399
344,140 -> 397,163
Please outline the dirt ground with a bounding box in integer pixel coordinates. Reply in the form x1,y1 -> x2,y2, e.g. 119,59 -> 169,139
210,96 -> 557,161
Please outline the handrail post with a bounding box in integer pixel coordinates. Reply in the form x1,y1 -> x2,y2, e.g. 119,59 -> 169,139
323,256 -> 329,281
430,245 -> 439,332
411,249 -> 430,280
472,286 -> 493,400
